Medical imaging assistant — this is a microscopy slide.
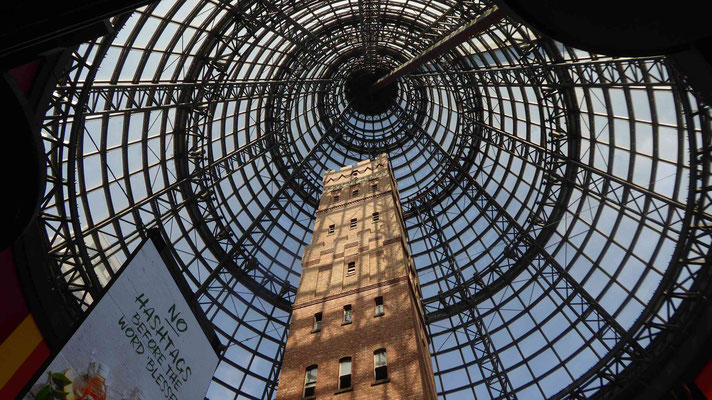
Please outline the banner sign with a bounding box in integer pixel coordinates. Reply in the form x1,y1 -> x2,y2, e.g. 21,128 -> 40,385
23,233 -> 219,400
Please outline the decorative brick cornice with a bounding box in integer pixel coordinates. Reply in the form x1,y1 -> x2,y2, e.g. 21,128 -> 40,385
292,276 -> 408,310
323,166 -> 387,187
383,237 -> 402,246
316,190 -> 391,214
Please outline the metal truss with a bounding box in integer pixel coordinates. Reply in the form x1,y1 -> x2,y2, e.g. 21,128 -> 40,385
411,0 -> 491,51
414,201 -> 515,399
193,101 -> 352,309
372,6 -> 504,91
28,0 -> 712,399
413,56 -> 673,89
397,87 -> 642,358
358,0 -> 380,72
558,89 -> 712,400
59,79 -> 332,118
214,0 -> 327,67
408,106 -> 646,395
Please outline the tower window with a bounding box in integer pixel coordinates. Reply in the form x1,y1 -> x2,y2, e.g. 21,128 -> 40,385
371,183 -> 378,192
347,262 -> 356,275
374,349 -> 388,381
333,194 -> 340,202
352,189 -> 359,197
375,296 -> 384,316
339,357 -> 352,390
350,218 -> 357,229
328,224 -> 335,235
304,365 -> 317,398
313,312 -> 322,332
343,305 -> 352,324
372,212 -> 379,222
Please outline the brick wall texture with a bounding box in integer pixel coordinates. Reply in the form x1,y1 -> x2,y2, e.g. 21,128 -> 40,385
276,154 -> 437,400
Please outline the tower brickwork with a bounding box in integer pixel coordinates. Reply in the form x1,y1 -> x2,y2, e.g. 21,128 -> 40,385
275,154 -> 437,400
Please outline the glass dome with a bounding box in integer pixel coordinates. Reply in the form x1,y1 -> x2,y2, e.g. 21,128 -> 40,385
36,0 -> 712,398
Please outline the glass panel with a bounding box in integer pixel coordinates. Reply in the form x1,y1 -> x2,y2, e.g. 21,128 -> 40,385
314,313 -> 322,331
375,350 -> 387,367
306,367 -> 318,384
375,297 -> 384,315
340,358 -> 352,375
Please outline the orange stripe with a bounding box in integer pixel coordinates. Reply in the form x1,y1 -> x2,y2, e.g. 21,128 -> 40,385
0,340 -> 50,399
0,315 -> 43,388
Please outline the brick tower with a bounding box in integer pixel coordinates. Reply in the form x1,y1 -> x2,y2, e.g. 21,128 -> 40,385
275,154 -> 437,399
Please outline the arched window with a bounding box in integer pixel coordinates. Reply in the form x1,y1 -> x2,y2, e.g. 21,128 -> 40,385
339,357 -> 352,390
374,349 -> 388,381
303,365 -> 317,398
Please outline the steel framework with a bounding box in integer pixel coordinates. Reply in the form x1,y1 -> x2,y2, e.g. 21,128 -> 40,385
29,0 -> 712,399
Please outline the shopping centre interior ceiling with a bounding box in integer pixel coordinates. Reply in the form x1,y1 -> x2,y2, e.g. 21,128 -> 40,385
34,0 -> 712,398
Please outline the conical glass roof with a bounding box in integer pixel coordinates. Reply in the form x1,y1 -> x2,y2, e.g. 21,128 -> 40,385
37,0 -> 712,398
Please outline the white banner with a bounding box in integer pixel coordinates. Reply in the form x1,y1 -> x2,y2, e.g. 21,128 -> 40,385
24,236 -> 219,400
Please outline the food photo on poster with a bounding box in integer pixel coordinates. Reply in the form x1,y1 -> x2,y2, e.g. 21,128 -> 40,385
21,232 -> 221,400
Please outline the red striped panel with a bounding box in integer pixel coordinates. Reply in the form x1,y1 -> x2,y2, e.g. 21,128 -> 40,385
9,60 -> 40,95
696,357 -> 712,399
0,248 -> 30,346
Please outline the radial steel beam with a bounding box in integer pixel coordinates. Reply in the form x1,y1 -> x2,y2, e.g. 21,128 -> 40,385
58,79 -> 332,118
396,97 -> 643,348
412,56 -> 672,89
47,136 -> 281,254
415,120 -> 693,317
358,0 -> 380,71
371,6 -> 504,91
414,203 -> 515,399
410,0 -> 484,52
216,0 -> 324,57
192,102 -> 354,307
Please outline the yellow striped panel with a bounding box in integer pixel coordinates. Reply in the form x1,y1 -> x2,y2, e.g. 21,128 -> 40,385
0,315 -> 43,388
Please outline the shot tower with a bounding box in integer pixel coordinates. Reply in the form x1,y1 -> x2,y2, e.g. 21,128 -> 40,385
275,154 -> 437,399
